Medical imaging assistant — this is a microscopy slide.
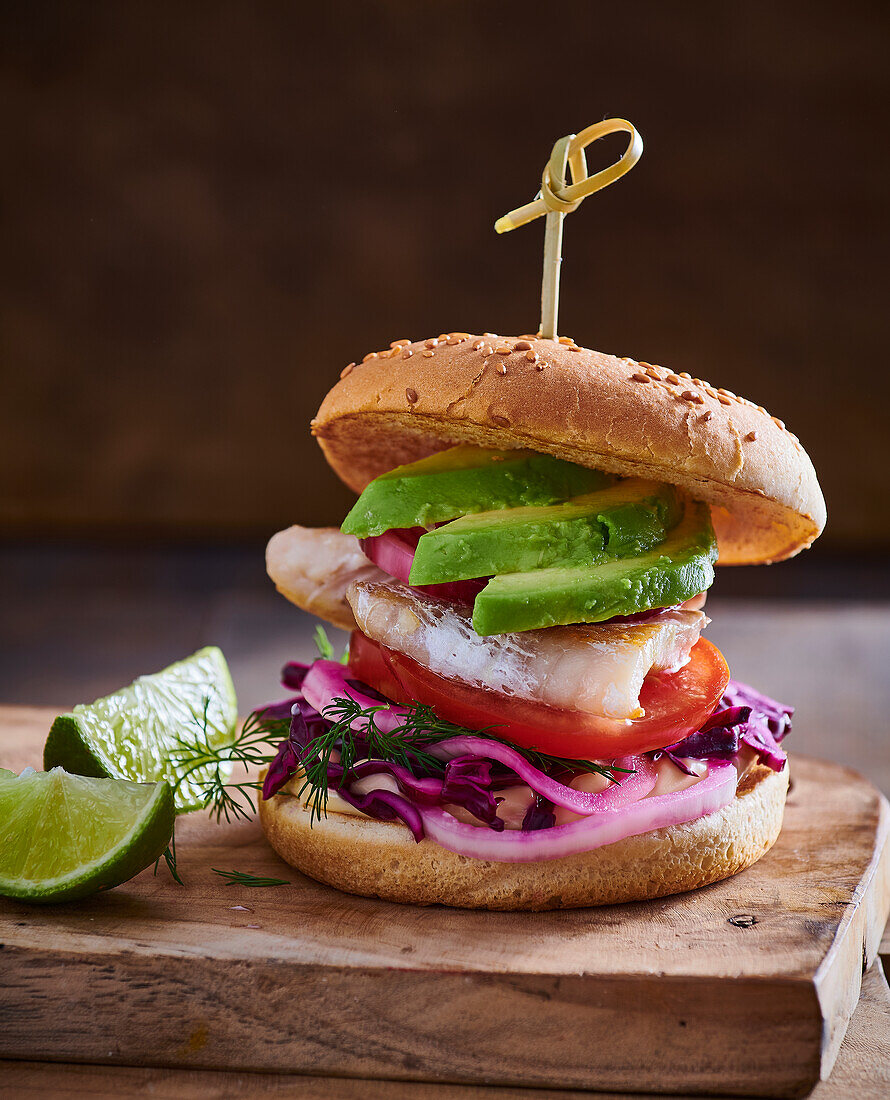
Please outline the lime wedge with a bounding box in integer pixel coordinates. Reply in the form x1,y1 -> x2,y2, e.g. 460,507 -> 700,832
43,647 -> 238,813
0,767 -> 174,903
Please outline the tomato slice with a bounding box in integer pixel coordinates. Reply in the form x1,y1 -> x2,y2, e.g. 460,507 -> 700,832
348,630 -> 730,760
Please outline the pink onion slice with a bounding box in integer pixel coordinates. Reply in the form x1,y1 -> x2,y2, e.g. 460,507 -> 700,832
360,529 -> 486,604
429,736 -> 655,814
301,662 -> 655,813
302,659 -> 409,734
415,760 -> 737,862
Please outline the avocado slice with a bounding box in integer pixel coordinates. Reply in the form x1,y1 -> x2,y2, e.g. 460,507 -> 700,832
408,479 -> 682,584
342,445 -> 613,538
471,500 -> 717,635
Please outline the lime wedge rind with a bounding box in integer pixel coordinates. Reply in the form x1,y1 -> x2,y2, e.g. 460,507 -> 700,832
0,768 -> 174,904
43,646 -> 238,813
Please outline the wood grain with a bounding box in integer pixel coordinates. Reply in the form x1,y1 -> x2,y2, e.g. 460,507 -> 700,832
3,961 -> 889,1100
1,707 -> 888,1098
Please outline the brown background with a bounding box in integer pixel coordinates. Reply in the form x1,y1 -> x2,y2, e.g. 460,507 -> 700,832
1,0 -> 888,546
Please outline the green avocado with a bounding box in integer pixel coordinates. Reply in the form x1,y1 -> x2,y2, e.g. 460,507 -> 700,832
341,445 -> 613,538
471,500 -> 717,635
408,479 -> 682,584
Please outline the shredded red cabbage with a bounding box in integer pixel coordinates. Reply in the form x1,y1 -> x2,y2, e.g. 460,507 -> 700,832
522,796 -> 556,831
658,680 -> 791,774
257,660 -> 793,849
334,784 -> 425,840
281,661 -> 310,690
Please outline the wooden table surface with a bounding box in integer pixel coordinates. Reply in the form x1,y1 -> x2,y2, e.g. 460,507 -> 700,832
2,548 -> 889,1096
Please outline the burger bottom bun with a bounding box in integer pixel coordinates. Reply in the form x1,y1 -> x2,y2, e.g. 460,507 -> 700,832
258,764 -> 788,910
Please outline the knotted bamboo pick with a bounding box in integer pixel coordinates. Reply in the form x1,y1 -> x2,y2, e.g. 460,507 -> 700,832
495,119 -> 643,340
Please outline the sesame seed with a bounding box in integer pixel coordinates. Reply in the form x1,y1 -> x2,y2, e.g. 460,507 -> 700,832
692,378 -> 705,387
679,372 -> 691,380
472,340 -> 484,351
631,373 -> 651,383
644,366 -> 661,378
558,336 -> 575,345
483,332 -> 498,338
569,345 -> 582,352
717,388 -> 735,398
681,390 -> 704,404
480,345 -> 493,356
525,350 -> 538,362
424,339 -> 438,349
437,334 -> 448,342
340,363 -> 355,378
390,338 -> 410,348
401,347 -> 413,359
772,417 -> 785,430
422,350 -> 435,358
362,352 -> 378,363
520,334 -> 537,340
447,335 -> 463,345
497,363 -> 507,374
535,362 -> 546,371
309,418 -> 318,427
406,388 -> 418,404
701,411 -> 713,422
745,431 -> 757,442
718,395 -> 731,406
491,414 -> 511,426
666,374 -> 681,385
513,340 -> 532,351
496,346 -> 512,355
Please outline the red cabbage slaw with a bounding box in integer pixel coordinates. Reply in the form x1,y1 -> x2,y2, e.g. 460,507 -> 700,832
259,658 -> 790,861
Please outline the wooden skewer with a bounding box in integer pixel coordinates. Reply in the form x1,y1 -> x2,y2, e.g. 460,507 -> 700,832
495,119 -> 643,340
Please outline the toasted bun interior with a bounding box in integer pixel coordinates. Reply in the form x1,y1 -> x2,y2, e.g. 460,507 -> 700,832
259,764 -> 788,910
313,336 -> 824,564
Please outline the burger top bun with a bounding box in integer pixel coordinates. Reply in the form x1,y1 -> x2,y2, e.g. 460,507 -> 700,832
313,334 -> 825,565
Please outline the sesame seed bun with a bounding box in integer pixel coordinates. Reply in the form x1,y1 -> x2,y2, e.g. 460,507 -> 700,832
259,764 -> 787,910
312,335 -> 825,564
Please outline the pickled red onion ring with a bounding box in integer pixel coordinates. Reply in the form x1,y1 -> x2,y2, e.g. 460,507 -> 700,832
302,660 -> 409,734
302,661 -> 656,815
428,736 -> 655,814
360,530 -> 485,604
415,761 -> 737,862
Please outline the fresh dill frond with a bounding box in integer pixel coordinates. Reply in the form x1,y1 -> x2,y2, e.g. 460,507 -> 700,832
212,868 -> 290,887
296,697 -> 630,823
170,701 -> 291,824
154,826 -> 183,885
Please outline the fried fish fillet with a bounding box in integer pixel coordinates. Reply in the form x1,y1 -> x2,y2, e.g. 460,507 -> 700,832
347,579 -> 707,720
266,526 -> 385,631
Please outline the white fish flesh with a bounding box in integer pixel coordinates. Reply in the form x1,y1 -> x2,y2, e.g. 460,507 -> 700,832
347,579 -> 707,720
266,526 -> 385,631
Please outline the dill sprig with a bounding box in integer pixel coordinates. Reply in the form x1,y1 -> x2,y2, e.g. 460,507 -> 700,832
171,686 -> 634,829
154,826 -> 183,885
212,868 -> 290,887
297,698 -> 628,823
170,701 -> 291,824
299,697 -> 449,822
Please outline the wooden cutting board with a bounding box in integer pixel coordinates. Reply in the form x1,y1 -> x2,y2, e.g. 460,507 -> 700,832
1,706 -> 888,1098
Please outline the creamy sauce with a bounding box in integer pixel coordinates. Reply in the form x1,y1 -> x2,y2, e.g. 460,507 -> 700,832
286,753 -> 733,826
445,784 -> 536,830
